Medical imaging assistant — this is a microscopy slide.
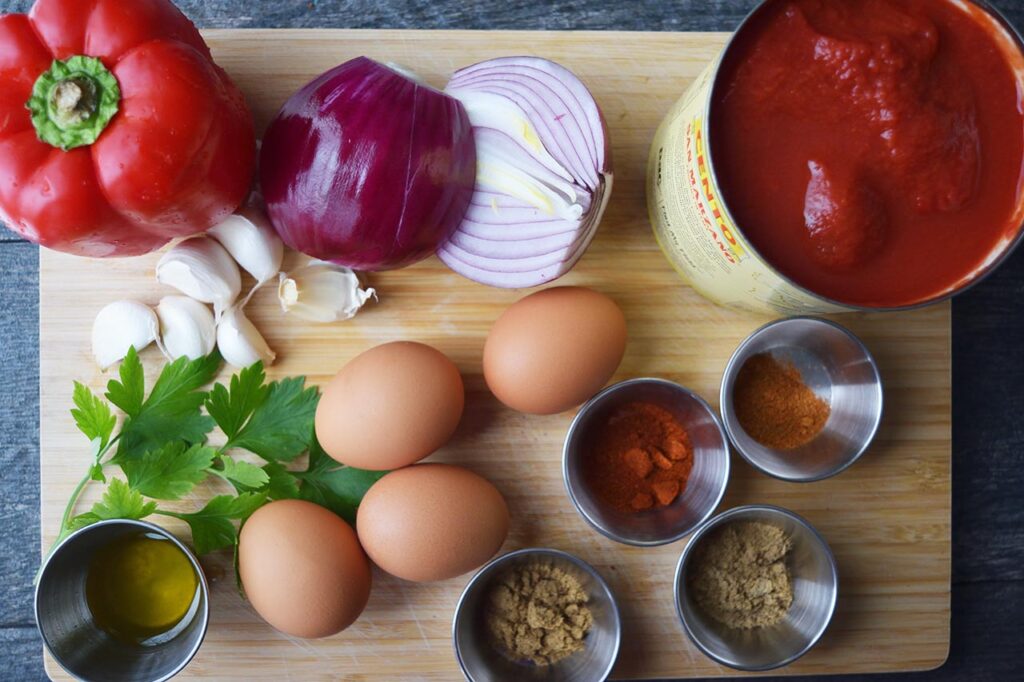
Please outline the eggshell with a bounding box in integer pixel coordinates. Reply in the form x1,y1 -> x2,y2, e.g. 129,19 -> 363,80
239,499 -> 371,638
315,341 -> 465,470
484,286 -> 627,415
356,463 -> 509,582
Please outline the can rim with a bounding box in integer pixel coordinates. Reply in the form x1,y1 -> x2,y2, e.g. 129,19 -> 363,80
702,0 -> 1024,312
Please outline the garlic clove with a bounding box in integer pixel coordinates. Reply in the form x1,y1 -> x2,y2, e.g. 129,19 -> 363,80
217,305 -> 276,367
156,236 -> 241,318
92,300 -> 159,369
156,296 -> 216,361
278,261 -> 376,323
207,204 -> 284,286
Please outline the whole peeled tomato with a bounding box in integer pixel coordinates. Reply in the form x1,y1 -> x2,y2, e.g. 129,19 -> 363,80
0,0 -> 255,257
239,499 -> 371,638
260,57 -> 476,271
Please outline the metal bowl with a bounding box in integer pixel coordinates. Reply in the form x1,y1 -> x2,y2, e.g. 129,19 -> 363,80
563,378 -> 731,546
35,519 -> 209,682
452,548 -> 621,682
674,505 -> 838,671
720,317 -> 883,482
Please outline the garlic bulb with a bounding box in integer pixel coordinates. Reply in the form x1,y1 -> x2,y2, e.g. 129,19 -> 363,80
217,305 -> 276,367
208,204 -> 284,285
92,300 -> 159,369
156,237 -> 241,318
156,296 -> 216,361
278,261 -> 376,323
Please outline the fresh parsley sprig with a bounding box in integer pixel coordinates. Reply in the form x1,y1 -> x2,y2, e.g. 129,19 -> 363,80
51,348 -> 385,563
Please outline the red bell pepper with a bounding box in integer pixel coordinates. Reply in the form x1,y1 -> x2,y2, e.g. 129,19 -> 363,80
0,0 -> 255,257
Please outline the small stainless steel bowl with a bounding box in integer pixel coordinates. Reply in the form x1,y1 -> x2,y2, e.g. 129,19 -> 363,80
720,317 -> 883,482
453,548 -> 621,682
674,505 -> 838,671
563,378 -> 730,546
35,519 -> 210,682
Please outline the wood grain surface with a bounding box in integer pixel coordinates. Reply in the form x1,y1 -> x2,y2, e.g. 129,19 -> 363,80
37,30 -> 951,680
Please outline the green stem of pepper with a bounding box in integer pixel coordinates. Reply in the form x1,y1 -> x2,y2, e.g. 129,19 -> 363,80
27,55 -> 121,151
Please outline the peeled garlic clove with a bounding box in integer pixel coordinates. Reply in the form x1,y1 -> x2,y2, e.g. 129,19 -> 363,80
156,236 -> 241,318
278,261 -> 376,323
208,204 -> 284,285
217,305 -> 276,367
92,300 -> 159,369
156,296 -> 216,361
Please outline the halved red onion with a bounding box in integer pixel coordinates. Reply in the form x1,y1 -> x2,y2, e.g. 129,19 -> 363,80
260,57 -> 476,271
439,57 -> 612,288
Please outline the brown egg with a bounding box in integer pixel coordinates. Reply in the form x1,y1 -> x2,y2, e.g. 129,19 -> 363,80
239,500 -> 371,638
356,463 -> 509,582
315,341 -> 465,470
484,286 -> 627,414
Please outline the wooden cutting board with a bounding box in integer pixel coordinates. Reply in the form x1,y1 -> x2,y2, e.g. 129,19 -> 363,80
39,29 -> 951,680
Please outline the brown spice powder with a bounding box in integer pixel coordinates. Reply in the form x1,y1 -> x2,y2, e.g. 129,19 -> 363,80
485,561 -> 593,666
733,353 -> 830,450
688,521 -> 794,629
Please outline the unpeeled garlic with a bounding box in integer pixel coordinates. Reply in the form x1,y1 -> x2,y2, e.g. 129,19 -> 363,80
156,296 -> 216,361
217,305 -> 276,367
208,205 -> 284,286
92,300 -> 159,369
278,261 -> 376,323
156,237 -> 241,318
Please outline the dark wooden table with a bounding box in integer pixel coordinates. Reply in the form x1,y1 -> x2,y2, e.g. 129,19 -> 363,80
2,1 -> 1022,680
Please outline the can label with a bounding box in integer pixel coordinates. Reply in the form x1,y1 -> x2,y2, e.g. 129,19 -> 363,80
647,61 -> 851,315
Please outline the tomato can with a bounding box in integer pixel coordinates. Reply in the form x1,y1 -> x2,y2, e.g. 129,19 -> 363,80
647,0 -> 1024,315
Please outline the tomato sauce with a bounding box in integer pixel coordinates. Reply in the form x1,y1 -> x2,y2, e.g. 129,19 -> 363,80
711,0 -> 1024,307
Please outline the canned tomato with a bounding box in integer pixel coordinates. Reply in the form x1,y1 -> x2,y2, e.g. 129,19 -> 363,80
648,0 -> 1024,314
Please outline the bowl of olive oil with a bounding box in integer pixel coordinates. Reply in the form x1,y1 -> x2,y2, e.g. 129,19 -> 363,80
35,519 -> 209,682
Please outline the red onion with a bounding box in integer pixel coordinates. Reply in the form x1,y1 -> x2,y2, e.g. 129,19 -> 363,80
260,57 -> 476,271
439,57 -> 612,288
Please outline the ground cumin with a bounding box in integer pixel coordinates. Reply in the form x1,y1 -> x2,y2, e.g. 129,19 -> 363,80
733,353 -> 830,450
485,561 -> 593,666
585,402 -> 693,513
688,521 -> 793,629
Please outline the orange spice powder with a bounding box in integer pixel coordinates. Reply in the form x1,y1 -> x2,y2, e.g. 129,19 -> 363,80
585,402 -> 693,513
733,353 -> 830,450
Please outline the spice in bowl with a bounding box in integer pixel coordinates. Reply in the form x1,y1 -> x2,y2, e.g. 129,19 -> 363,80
584,402 -> 694,512
485,561 -> 593,666
733,354 -> 830,450
688,522 -> 793,629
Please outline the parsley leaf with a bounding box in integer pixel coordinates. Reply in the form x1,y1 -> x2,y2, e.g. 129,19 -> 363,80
71,382 -> 116,450
163,492 -> 266,554
221,375 -> 319,461
121,443 -> 215,500
263,461 -> 301,499
105,347 -> 145,417
88,460 -> 106,483
295,434 -> 386,524
205,363 -> 269,441
69,479 -> 157,530
112,352 -> 220,463
219,455 -> 270,490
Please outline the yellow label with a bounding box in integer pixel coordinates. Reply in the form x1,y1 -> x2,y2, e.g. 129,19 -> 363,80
647,61 -> 851,315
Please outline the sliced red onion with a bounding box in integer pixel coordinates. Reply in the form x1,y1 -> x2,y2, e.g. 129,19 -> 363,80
439,57 -> 612,288
260,57 -> 476,271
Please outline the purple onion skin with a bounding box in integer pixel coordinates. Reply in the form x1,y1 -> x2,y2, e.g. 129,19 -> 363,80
260,57 -> 476,271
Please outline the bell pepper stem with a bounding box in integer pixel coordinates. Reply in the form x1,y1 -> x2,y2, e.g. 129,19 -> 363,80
27,55 -> 121,152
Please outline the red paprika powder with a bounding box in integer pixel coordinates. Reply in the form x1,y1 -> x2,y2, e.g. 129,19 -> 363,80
585,402 -> 693,513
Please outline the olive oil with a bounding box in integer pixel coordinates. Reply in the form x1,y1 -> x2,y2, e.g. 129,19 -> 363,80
85,532 -> 199,644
